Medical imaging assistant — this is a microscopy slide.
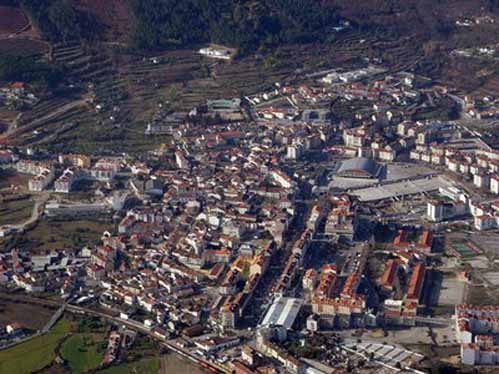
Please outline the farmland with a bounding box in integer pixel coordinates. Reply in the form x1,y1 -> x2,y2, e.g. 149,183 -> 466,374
60,333 -> 106,373
0,194 -> 33,226
0,38 -> 48,58
6,26 -> 430,153
0,298 -> 55,330
98,358 -> 160,374
0,318 -> 72,374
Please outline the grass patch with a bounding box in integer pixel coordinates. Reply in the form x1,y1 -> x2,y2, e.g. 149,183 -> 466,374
97,358 -> 160,374
0,318 -> 71,374
10,218 -> 112,251
60,333 -> 106,373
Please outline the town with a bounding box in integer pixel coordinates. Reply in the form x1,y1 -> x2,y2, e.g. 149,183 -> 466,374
1,59 -> 499,374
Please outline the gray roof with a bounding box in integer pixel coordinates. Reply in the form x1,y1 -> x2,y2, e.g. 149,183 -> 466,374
260,297 -> 303,330
336,157 -> 380,178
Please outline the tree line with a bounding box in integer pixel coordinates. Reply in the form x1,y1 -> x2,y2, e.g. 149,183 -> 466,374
20,0 -> 100,42
126,0 -> 340,55
0,55 -> 65,88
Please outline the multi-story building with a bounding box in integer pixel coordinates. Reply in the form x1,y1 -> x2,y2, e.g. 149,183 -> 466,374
54,167 -> 87,193
28,167 -> 55,191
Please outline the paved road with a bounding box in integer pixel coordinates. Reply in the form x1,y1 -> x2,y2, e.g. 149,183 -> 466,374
414,316 -> 453,327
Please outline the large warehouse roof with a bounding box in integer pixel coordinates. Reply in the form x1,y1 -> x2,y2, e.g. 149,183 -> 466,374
260,297 -> 303,330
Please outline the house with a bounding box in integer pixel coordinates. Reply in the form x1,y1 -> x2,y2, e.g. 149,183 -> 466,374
195,336 -> 241,353
6,322 -> 23,335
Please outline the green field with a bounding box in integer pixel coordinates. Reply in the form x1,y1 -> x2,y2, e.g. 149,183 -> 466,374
97,357 -> 160,374
60,333 -> 106,373
10,218 -> 113,252
0,318 -> 71,374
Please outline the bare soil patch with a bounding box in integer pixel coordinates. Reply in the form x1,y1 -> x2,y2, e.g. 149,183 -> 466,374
0,6 -> 28,36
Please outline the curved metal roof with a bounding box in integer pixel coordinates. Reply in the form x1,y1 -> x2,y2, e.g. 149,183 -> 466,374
336,157 -> 379,178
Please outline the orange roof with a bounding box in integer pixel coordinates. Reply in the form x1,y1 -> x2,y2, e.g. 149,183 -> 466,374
10,82 -> 24,89
407,263 -> 426,300
380,259 -> 399,288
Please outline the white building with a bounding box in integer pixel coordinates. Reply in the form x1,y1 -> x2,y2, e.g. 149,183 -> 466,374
199,47 -> 232,60
28,167 -> 55,191
491,176 -> 499,194
259,297 -> 303,342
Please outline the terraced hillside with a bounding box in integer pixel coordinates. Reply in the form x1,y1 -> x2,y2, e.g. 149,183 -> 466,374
1,0 -> 497,152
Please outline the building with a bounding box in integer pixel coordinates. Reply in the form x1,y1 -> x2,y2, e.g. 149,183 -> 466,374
54,167 -> 87,193
406,263 -> 426,303
28,167 -> 55,191
199,47 -> 233,60
491,175 -> 499,194
335,157 -> 383,179
324,195 -> 358,243
259,297 -> 303,341
194,336 -> 241,353
90,158 -> 121,181
207,98 -> 241,112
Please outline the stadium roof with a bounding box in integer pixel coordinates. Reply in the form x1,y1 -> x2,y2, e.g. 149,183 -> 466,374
336,157 -> 382,179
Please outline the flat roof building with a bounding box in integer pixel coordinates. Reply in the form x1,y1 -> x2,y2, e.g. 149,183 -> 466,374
259,297 -> 303,341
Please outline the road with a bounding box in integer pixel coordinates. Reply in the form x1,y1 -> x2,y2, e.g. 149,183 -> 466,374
414,316 -> 453,327
7,192 -> 49,232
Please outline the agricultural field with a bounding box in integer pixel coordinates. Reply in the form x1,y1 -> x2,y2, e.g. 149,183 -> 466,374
97,358 -> 160,374
0,6 -> 28,36
1,0 -> 496,154
60,333 -> 106,373
23,26 -> 420,154
0,195 -> 33,226
0,38 -> 48,57
0,318 -> 72,374
0,298 -> 55,330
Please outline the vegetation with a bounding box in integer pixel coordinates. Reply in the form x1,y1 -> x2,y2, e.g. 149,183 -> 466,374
0,55 -> 64,87
98,358 -> 160,374
0,318 -> 71,374
20,0 -> 100,42
126,0 -> 339,54
60,333 -> 106,373
3,219 -> 113,252
0,196 -> 33,225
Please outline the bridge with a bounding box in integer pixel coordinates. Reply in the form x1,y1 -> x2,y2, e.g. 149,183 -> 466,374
41,303 -> 66,334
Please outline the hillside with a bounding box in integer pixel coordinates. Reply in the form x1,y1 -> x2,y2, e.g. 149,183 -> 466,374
72,0 -> 131,42
0,0 -> 497,150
